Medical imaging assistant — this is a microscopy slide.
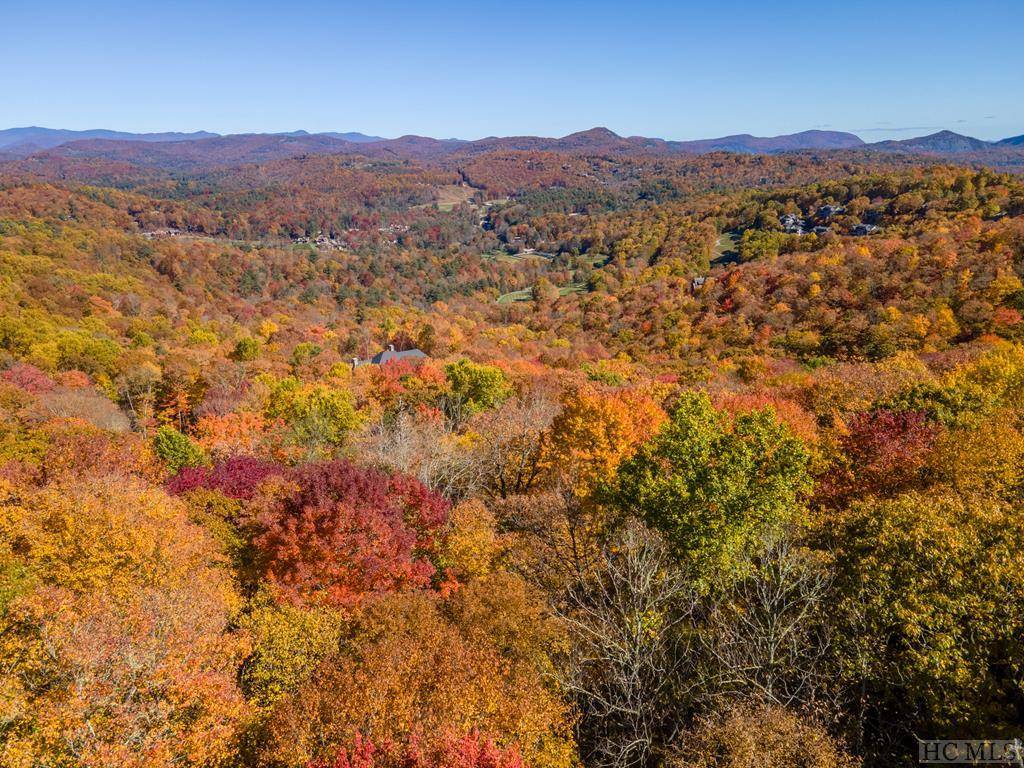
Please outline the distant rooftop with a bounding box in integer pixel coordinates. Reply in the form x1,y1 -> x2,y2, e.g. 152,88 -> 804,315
353,345 -> 428,367
371,346 -> 427,365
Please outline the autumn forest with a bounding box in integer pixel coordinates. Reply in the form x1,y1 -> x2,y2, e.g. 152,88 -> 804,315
1,125 -> 1023,768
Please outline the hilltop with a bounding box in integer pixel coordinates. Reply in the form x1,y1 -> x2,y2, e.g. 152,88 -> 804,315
868,129 -> 995,153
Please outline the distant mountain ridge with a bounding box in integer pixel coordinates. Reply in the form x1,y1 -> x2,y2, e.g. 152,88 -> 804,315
0,126 -> 385,156
868,130 -> 994,154
434,127 -> 866,156
44,133 -> 361,172
19,127 -> 874,169
2,125 -> 1022,172
0,126 -> 219,154
670,130 -> 866,153
272,130 -> 386,143
320,131 -> 387,143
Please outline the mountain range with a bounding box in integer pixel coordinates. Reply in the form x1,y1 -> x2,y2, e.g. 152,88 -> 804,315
1,125 -> 1022,172
0,127 -> 384,157
0,126 -> 219,155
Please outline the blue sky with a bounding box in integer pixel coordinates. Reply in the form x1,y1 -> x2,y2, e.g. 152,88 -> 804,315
3,0 -> 1022,141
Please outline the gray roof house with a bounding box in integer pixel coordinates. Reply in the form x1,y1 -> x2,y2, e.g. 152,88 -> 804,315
352,345 -> 428,369
371,345 -> 427,365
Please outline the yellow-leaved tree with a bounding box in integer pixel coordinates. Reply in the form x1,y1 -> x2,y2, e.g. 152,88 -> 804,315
539,383 -> 667,498
0,477 -> 249,768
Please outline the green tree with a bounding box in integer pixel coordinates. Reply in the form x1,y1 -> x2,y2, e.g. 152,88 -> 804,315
263,376 -> 361,457
533,277 -> 560,307
609,392 -> 811,587
231,336 -> 260,363
289,341 -> 322,373
152,425 -> 206,472
444,359 -> 513,419
820,490 -> 1024,760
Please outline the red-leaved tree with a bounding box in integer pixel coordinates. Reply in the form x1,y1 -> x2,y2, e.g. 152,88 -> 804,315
167,455 -> 285,500
2,362 -> 56,394
254,461 -> 449,607
818,408 -> 941,505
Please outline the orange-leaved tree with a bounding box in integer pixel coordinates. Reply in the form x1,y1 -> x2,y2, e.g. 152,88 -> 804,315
539,383 -> 666,498
0,476 -> 248,768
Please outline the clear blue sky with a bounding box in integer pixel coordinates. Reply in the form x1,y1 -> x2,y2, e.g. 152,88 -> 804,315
3,0 -> 1022,142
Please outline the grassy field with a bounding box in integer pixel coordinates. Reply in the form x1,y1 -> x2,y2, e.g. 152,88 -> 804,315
434,184 -> 475,212
496,288 -> 533,304
497,282 -> 586,304
482,250 -> 552,264
712,230 -> 740,264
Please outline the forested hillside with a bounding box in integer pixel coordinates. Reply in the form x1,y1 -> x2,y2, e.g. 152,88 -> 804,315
1,140 -> 1023,768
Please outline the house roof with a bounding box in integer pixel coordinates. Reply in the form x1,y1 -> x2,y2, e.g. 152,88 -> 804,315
370,348 -> 427,365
